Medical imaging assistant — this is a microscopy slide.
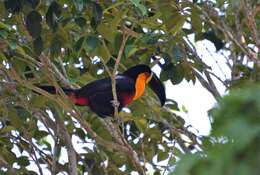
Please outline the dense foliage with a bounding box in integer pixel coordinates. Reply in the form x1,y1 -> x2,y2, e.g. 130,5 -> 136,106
0,0 -> 259,174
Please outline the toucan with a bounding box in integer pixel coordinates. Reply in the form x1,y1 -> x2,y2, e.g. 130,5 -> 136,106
38,64 -> 166,117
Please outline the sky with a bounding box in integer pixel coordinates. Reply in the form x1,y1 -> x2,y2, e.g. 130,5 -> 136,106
164,39 -> 230,136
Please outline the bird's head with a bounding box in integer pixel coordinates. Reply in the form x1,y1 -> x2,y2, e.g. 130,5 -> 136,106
123,64 -> 166,106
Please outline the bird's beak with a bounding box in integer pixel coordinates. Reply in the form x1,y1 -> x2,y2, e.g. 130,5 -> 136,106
148,72 -> 166,106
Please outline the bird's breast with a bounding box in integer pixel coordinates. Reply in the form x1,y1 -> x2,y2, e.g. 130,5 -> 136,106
121,92 -> 135,106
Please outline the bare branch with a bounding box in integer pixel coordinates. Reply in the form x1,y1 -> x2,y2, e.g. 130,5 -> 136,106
55,114 -> 78,175
243,0 -> 260,50
111,32 -> 129,117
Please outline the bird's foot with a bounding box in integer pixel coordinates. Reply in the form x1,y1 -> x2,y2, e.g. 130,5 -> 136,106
110,100 -> 120,108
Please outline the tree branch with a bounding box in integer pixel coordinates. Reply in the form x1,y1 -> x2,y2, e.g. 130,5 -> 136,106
244,0 -> 260,50
55,113 -> 78,175
111,32 -> 129,117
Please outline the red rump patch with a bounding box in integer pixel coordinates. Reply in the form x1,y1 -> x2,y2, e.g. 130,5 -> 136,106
68,93 -> 89,106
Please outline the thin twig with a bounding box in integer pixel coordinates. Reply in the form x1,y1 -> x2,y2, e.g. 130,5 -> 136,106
111,32 -> 129,117
55,112 -> 78,175
57,57 -> 69,80
28,139 -> 44,175
244,0 -> 260,50
182,37 -> 222,100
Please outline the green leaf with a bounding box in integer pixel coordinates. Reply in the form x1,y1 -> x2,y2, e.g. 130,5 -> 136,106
0,21 -> 12,32
12,58 -> 26,75
141,33 -> 162,45
74,36 -> 85,52
86,35 -> 100,51
25,10 -> 42,38
165,99 -> 179,111
170,14 -> 186,35
38,139 -> 52,151
0,126 -> 15,134
160,63 -> 185,84
159,3 -> 185,35
96,46 -> 110,62
191,7 -> 202,32
50,35 -> 62,57
9,41 -> 17,50
157,151 -> 168,162
97,24 -> 116,43
0,147 -> 16,164
17,156 -> 30,167
171,64 -> 184,84
91,3 -> 103,29
75,16 -> 86,28
33,130 -> 49,140
8,108 -> 22,129
172,45 -> 184,62
134,118 -> 147,132
30,95 -> 47,108
4,0 -> 22,13
202,31 -> 224,51
67,64 -> 80,81
124,44 -> 139,58
26,0 -> 40,9
74,0 -> 85,12
129,0 -> 147,16
46,1 -> 62,30
76,128 -> 86,140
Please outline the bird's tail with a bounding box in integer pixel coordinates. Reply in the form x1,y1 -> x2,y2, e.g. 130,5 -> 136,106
37,85 -> 74,95
36,85 -> 89,106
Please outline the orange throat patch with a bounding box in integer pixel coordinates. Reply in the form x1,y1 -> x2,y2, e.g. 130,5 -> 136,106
133,73 -> 149,100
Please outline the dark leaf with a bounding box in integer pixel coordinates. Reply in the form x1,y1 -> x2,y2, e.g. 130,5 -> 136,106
129,0 -> 148,16
26,0 -> 40,9
165,99 -> 180,111
157,151 -> 168,162
33,36 -> 43,56
160,63 -> 172,81
46,1 -> 61,30
75,128 -> 86,140
74,37 -> 85,52
91,3 -> 103,29
50,35 -> 62,57
172,45 -> 184,62
202,31 -> 224,51
74,0 -> 86,12
191,7 -> 202,32
17,156 -> 30,167
75,17 -> 86,28
51,1 -> 62,17
46,7 -> 55,29
141,33 -> 162,45
33,130 -> 49,140
25,10 -> 42,38
86,35 -> 100,51
171,64 -> 185,84
4,0 -> 22,13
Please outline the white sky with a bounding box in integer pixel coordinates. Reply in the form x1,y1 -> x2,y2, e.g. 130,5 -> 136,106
164,39 -> 230,136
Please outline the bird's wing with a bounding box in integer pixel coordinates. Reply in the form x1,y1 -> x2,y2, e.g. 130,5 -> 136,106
75,75 -> 136,117
76,75 -> 135,97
